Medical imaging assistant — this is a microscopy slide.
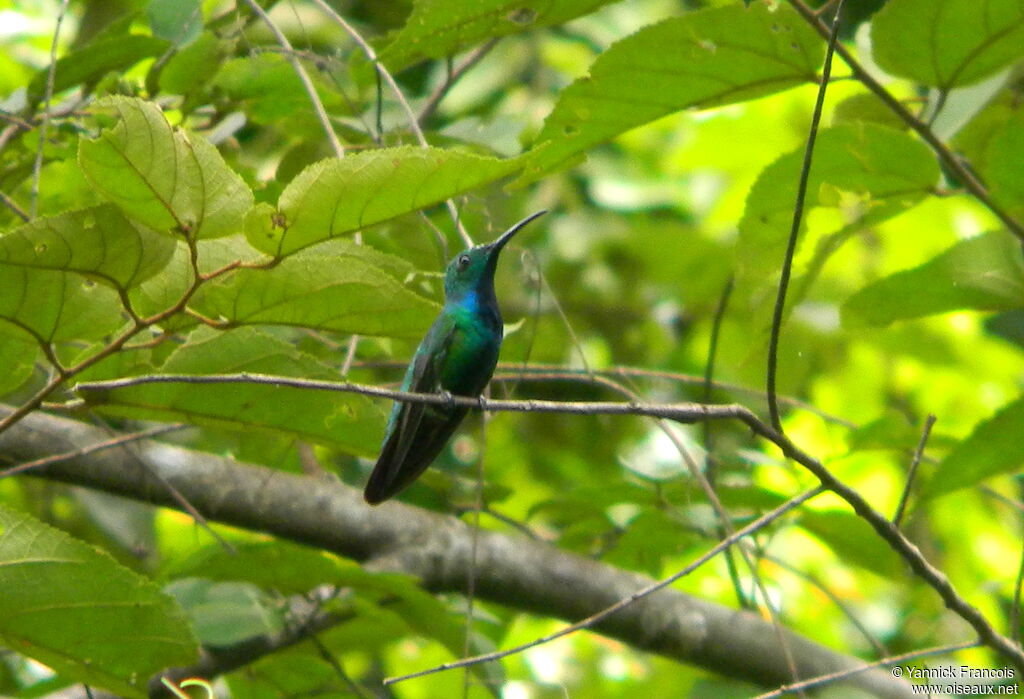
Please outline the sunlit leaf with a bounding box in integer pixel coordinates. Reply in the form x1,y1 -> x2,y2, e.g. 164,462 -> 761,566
0,204 -> 175,290
78,327 -> 384,457
739,123 -> 939,281
191,240 -> 438,339
799,510 -> 902,578
922,396 -> 1024,500
0,264 -> 124,343
128,241 -> 196,329
871,0 -> 1024,88
842,231 -> 1024,326
0,505 -> 198,697
79,96 -> 254,239
261,147 -> 524,256
519,2 -> 824,184
378,0 -> 617,71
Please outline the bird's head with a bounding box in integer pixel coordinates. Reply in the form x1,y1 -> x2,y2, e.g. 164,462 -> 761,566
443,210 -> 546,300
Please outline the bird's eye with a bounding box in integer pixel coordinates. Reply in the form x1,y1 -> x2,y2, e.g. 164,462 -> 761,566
457,254 -> 471,270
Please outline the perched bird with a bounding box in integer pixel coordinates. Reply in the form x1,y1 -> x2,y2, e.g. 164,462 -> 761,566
364,211 -> 547,504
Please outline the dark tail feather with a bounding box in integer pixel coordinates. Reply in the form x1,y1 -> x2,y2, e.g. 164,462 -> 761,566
364,406 -> 468,504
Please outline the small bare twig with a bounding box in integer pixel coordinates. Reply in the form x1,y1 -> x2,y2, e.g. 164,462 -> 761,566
418,39 -> 499,126
1013,533 -> 1024,644
767,0 -> 843,431
385,486 -> 825,685
308,0 -> 471,246
761,552 -> 888,657
0,191 -> 29,221
31,0 -> 70,218
751,640 -> 978,699
240,0 -> 344,158
893,414 -> 936,528
0,424 -> 183,479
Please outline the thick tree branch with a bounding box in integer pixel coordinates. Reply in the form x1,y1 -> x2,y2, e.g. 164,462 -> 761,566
68,373 -> 1024,670
1,408 -> 911,697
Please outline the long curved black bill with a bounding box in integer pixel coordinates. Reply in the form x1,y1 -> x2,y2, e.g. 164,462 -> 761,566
485,210 -> 547,252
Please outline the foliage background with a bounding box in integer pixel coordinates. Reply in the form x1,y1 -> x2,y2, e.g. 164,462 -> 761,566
1,0 -> 1023,697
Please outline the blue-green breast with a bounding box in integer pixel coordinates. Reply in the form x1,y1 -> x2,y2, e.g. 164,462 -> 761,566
439,294 -> 502,395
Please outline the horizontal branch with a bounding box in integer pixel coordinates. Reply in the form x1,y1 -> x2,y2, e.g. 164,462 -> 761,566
0,407 -> 911,697
74,371 -> 753,423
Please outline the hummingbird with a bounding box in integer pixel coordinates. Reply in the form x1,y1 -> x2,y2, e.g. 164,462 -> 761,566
364,211 -> 547,505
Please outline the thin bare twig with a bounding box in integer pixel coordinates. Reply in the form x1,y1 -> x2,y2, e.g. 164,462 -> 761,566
308,0 -> 471,246
702,276 -> 747,609
767,0 -> 843,431
0,191 -> 29,222
418,39 -> 499,126
591,373 -> 804,686
751,640 -> 978,699
240,0 -> 344,158
761,552 -> 888,657
0,424 -> 183,479
893,414 -> 936,528
1013,533 -> 1024,645
385,487 -> 824,685
31,0 -> 70,218
492,362 -> 858,428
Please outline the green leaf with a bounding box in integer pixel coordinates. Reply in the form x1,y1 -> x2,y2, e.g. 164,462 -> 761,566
985,109 -> 1024,218
0,505 -> 198,697
738,123 -> 939,281
263,147 -> 524,256
78,327 -> 384,457
165,579 -> 283,647
871,0 -> 1024,88
191,240 -> 439,339
212,53 -> 346,135
27,35 -> 170,105
0,204 -> 175,290
0,264 -> 125,343
330,568 -> 503,695
170,542 -> 502,693
78,96 -> 254,239
518,2 -> 824,184
163,540 -> 351,595
799,510 -> 902,578
377,0 -> 618,71
842,231 -> 1024,326
0,327 -> 38,398
128,241 -> 196,329
159,32 -> 229,97
922,396 -> 1024,500
147,0 -> 202,46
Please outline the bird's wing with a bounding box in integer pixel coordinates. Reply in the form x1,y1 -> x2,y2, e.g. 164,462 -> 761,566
364,319 -> 455,504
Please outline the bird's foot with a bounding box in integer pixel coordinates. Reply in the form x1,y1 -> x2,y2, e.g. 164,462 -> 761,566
440,389 -> 456,407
